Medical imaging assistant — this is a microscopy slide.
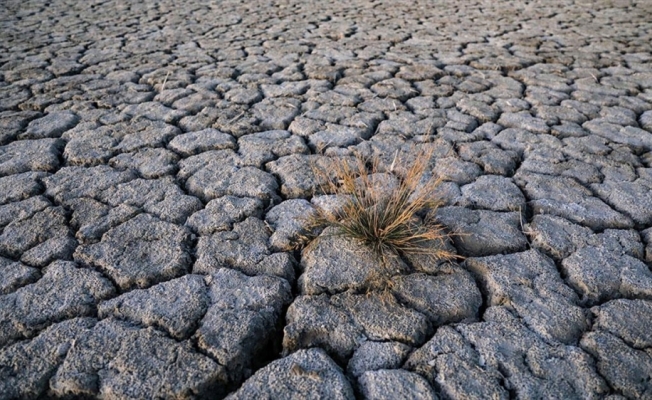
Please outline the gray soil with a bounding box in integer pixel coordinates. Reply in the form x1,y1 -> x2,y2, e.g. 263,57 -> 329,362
1,0 -> 652,398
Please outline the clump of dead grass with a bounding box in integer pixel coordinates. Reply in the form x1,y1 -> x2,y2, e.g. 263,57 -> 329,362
305,147 -> 456,267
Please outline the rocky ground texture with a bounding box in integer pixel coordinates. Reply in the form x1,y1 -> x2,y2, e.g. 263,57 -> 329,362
1,0 -> 652,398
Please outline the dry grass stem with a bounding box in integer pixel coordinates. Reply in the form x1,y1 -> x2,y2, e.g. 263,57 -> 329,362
305,148 -> 457,267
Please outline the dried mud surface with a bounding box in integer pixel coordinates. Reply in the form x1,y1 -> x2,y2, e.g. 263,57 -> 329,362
1,0 -> 652,398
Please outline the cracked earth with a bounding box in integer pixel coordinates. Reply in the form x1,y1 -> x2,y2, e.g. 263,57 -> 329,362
1,0 -> 652,398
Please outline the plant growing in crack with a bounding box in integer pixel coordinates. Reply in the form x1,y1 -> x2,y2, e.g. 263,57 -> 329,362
299,146 -> 459,288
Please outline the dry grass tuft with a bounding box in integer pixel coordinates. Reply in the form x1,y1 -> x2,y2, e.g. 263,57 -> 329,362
305,147 -> 456,267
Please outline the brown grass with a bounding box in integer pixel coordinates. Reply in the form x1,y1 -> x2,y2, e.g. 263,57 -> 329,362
305,147 -> 456,266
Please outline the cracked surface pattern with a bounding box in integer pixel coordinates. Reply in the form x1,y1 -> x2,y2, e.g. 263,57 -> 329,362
1,0 -> 652,398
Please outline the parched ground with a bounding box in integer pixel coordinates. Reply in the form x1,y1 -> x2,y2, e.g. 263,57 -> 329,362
1,0 -> 652,398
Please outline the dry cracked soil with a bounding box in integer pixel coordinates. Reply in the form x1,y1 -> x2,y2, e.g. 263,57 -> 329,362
1,0 -> 652,399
